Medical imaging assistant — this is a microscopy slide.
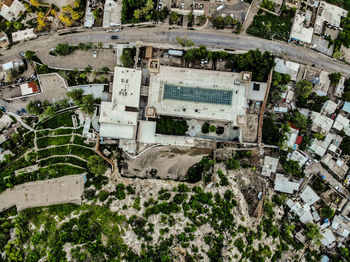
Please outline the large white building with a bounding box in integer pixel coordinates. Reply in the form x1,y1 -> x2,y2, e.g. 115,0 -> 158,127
99,67 -> 142,140
100,65 -> 257,153
147,66 -> 248,126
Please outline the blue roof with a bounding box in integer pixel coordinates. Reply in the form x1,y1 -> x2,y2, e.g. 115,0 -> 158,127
163,83 -> 233,105
343,102 -> 350,113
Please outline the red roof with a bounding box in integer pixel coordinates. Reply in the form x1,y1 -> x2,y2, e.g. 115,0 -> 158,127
28,82 -> 38,93
289,122 -> 300,130
295,136 -> 303,145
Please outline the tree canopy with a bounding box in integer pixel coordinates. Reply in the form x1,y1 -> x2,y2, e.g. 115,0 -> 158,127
87,155 -> 107,175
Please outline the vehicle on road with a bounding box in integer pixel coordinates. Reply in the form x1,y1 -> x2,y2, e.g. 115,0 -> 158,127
19,52 -> 25,57
111,35 -> 119,40
93,50 -> 97,58
335,186 -> 342,193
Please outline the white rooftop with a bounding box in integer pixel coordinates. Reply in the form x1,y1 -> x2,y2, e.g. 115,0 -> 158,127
309,132 -> 335,157
262,156 -> 279,176
290,12 -> 314,44
333,114 -> 349,132
147,66 -> 248,126
274,58 -> 300,81
12,28 -> 37,42
247,82 -> 267,101
274,173 -> 301,194
0,0 -> 25,21
289,150 -> 309,166
315,1 -> 348,34
99,67 -> 142,140
321,228 -> 336,247
321,100 -> 337,115
103,0 -> 122,27
311,111 -> 334,135
300,186 -> 320,205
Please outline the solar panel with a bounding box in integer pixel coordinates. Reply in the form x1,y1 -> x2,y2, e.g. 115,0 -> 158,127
163,83 -> 232,105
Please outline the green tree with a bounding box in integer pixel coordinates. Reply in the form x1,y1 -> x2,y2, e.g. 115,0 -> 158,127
55,43 -> 76,55
320,206 -> 335,219
304,222 -> 322,246
87,155 -> 107,175
292,111 -> 308,129
282,160 -> 301,177
340,136 -> 350,156
225,157 -> 240,170
24,50 -> 36,61
80,94 -> 95,114
296,80 -> 313,99
26,100 -> 42,115
42,106 -> 56,119
329,72 -> 342,86
120,48 -> 135,68
67,89 -> 84,105
170,11 -> 180,24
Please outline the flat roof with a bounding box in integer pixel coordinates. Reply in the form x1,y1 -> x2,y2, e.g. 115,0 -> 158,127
99,67 -> 142,140
315,1 -> 348,34
274,58 -> 300,81
300,186 -> 320,205
112,67 -> 141,107
11,28 -> 36,42
147,66 -> 248,125
290,13 -> 314,44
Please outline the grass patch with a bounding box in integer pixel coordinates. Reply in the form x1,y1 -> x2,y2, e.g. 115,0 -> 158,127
54,128 -> 76,135
39,156 -> 87,169
73,135 -> 94,147
69,145 -> 95,160
36,129 -> 54,138
37,112 -> 74,130
36,136 -> 72,149
37,146 -> 70,159
247,9 -> 295,41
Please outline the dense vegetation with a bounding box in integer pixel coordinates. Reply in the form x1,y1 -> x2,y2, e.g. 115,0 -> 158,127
247,9 -> 295,41
156,117 -> 189,136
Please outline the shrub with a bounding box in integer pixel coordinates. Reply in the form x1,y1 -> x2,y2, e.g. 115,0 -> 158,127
209,125 -> 216,133
98,190 -> 109,202
115,184 -> 126,200
225,157 -> 240,170
202,122 -> 210,134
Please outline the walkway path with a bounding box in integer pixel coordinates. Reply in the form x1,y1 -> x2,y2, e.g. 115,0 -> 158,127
8,112 -> 34,131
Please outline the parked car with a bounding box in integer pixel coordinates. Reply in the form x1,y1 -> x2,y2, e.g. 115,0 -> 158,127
19,52 -> 25,57
111,35 -> 119,40
113,28 -> 121,32
335,186 -> 342,193
93,50 -> 97,58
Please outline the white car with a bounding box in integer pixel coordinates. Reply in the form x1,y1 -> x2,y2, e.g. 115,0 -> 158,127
93,50 -> 97,58
335,186 -> 342,193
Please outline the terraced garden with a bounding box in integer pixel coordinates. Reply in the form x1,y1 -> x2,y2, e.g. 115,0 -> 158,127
0,111 -> 105,193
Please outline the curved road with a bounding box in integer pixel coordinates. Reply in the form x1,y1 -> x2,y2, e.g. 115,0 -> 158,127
1,27 -> 350,75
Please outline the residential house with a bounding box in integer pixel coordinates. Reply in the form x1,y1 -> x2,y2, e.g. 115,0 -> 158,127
290,12 -> 314,44
309,132 -> 336,157
300,185 -> 320,205
314,1 -> 348,34
311,111 -> 334,135
321,100 -> 337,115
261,156 -> 279,177
274,58 -> 300,81
0,0 -> 25,21
274,173 -> 301,194
322,153 -> 349,179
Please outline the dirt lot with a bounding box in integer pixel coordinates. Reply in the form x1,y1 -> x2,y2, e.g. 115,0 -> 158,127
38,48 -> 118,70
242,114 -> 259,143
121,146 -> 212,180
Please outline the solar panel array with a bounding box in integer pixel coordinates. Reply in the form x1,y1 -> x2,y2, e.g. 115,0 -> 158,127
163,83 -> 233,105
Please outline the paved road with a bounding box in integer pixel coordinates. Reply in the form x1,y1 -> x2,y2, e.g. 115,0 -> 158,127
1,27 -> 350,75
